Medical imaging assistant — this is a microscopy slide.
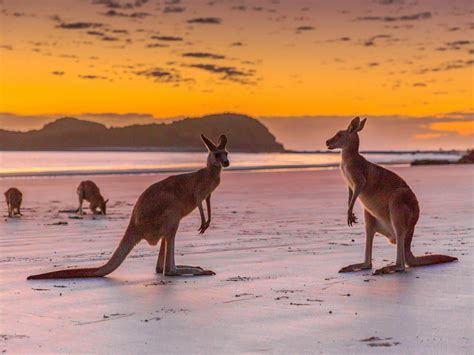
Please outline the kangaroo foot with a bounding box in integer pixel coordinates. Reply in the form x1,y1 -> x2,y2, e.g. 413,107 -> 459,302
156,265 -> 204,274
339,262 -> 372,273
177,265 -> 204,270
165,267 -> 215,276
373,264 -> 405,275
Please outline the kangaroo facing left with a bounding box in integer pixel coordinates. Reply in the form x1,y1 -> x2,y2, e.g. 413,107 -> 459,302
5,188 -> 23,218
76,180 -> 108,215
27,134 -> 230,280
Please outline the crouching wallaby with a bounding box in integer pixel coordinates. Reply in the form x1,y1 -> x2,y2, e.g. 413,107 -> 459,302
326,117 -> 457,275
27,134 -> 229,280
76,180 -> 108,215
5,188 -> 23,217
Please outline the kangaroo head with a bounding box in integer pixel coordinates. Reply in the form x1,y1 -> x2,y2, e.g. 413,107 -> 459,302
100,199 -> 109,215
201,134 -> 230,168
326,117 -> 367,150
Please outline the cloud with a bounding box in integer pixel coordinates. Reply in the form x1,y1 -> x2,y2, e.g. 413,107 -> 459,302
57,22 -> 103,29
296,26 -> 314,33
78,74 -> 108,80
417,60 -> 474,74
182,52 -> 225,59
187,63 -> 255,84
102,10 -> 151,18
443,40 -> 472,50
231,5 -> 247,11
151,35 -> 183,41
333,37 -> 351,42
51,71 -> 64,76
110,29 -> 129,34
87,31 -> 105,36
164,6 -> 185,13
415,133 -> 446,140
357,12 -> 432,22
230,41 -> 244,47
136,67 -> 183,83
102,36 -> 119,41
92,0 -> 149,9
375,0 -> 403,4
363,34 -> 391,46
0,45 -> 13,50
429,121 -> 474,136
187,17 -> 221,24
146,43 -> 169,48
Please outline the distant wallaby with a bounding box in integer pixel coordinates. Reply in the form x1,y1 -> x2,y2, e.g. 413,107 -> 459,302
76,180 -> 108,215
5,188 -> 23,217
27,134 -> 229,280
326,117 -> 457,275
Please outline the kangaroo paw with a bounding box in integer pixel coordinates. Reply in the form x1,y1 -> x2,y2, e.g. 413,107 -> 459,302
176,265 -> 204,270
339,262 -> 372,273
373,265 -> 405,275
165,267 -> 215,276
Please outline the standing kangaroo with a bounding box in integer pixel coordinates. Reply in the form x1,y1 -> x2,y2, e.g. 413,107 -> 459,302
76,180 -> 108,215
326,117 -> 457,275
5,187 -> 23,217
27,134 -> 229,280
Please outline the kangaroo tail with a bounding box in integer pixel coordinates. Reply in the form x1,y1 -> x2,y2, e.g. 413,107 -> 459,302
27,228 -> 138,280
405,250 -> 458,267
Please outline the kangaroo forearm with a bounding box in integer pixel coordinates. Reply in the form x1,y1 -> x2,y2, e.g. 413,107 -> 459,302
197,201 -> 206,224
348,187 -> 353,207
348,187 -> 361,211
206,195 -> 211,223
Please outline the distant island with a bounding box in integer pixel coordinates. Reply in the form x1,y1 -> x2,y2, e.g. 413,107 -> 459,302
0,113 -> 285,152
411,149 -> 474,166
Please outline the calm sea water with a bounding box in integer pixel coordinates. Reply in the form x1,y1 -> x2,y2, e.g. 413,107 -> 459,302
0,151 -> 461,177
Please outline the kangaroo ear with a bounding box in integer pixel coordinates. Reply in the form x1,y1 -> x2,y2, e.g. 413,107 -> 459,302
356,118 -> 367,132
201,134 -> 217,151
217,134 -> 227,149
347,116 -> 361,133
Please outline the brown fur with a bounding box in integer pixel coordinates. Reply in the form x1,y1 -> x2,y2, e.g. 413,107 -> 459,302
76,180 -> 108,215
5,187 -> 23,217
327,117 -> 457,275
27,134 -> 229,280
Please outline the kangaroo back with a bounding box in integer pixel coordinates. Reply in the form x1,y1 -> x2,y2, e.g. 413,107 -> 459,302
27,227 -> 138,280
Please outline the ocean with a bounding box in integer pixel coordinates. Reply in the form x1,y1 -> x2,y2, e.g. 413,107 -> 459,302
0,151 -> 461,178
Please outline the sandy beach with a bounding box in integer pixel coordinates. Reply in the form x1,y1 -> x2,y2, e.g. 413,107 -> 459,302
0,165 -> 472,354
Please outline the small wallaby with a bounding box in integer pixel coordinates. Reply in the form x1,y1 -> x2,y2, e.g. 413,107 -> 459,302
76,180 -> 108,215
326,117 -> 457,275
5,188 -> 23,217
27,134 -> 229,280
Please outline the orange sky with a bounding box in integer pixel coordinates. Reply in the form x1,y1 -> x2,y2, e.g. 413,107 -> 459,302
0,0 -> 473,145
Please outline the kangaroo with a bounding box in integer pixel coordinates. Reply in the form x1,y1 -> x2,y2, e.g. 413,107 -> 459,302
76,180 -> 108,215
5,188 -> 23,217
27,134 -> 229,280
326,117 -> 457,275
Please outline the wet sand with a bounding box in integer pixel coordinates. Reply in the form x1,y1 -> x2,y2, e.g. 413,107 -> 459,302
0,165 -> 472,354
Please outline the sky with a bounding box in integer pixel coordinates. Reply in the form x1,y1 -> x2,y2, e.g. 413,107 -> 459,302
0,0 -> 473,149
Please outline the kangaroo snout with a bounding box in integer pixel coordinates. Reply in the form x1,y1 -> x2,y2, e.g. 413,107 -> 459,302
326,138 -> 336,150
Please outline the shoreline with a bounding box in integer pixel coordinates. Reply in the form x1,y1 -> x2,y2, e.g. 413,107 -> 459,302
0,162 -> 413,179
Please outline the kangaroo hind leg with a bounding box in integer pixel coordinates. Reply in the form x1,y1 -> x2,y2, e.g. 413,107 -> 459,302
373,192 -> 413,275
76,188 -> 85,215
339,209 -> 375,273
160,222 -> 214,277
155,236 -> 202,274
